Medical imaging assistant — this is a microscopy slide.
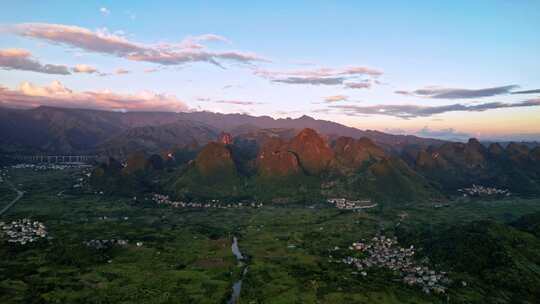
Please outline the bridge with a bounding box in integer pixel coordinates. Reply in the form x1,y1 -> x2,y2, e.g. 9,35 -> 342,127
4,155 -> 98,164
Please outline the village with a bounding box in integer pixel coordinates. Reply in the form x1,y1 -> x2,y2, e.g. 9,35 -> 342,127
327,198 -> 378,210
152,194 -> 264,209
340,235 -> 449,294
83,239 -> 143,250
72,168 -> 93,189
458,184 -> 511,197
0,218 -> 48,245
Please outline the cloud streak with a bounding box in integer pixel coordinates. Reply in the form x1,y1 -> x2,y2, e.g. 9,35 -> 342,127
272,76 -> 346,85
256,66 -> 382,87
395,85 -> 519,99
179,34 -> 231,49
324,95 -> 348,102
319,99 -> 540,118
0,48 -> 132,77
344,81 -> 371,89
196,97 -> 262,105
511,89 -> 540,95
6,23 -> 267,67
213,99 -> 262,105
0,81 -> 189,112
0,48 -> 70,75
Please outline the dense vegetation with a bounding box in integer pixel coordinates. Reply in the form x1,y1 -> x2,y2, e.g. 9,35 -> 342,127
2,169 -> 540,303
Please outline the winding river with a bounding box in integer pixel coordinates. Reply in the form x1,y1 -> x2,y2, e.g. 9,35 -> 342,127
228,236 -> 248,304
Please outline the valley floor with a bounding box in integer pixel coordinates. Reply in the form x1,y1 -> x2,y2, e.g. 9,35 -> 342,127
1,169 -> 540,303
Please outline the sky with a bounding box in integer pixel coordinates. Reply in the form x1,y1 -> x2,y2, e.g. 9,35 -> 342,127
0,1 -> 539,141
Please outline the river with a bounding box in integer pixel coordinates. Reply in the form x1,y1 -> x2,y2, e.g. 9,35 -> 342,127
228,236 -> 248,304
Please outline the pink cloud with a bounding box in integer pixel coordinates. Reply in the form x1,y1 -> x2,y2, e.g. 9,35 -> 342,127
324,95 -> 348,102
0,81 -> 189,112
196,97 -> 262,105
144,68 -> 158,73
7,23 -> 268,67
0,48 -> 70,75
193,34 -> 231,43
72,64 -> 98,74
115,68 -> 130,75
11,23 -> 141,56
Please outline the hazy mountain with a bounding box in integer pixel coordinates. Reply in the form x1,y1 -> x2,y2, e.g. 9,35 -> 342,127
0,106 -> 446,155
0,106 -> 179,153
99,120 -> 219,156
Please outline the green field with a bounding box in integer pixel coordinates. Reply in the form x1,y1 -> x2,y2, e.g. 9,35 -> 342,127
1,169 -> 540,303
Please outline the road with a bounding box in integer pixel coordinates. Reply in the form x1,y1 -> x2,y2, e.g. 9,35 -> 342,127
0,179 -> 24,217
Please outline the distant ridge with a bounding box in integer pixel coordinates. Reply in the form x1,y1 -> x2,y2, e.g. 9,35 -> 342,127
0,105 -> 446,154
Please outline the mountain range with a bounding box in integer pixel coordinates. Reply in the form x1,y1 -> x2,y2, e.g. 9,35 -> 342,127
3,105 -> 540,200
89,125 -> 540,203
0,106 -> 446,155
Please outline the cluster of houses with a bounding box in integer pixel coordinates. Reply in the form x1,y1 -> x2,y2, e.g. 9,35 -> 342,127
327,198 -> 378,210
83,239 -> 143,249
342,235 -> 449,294
83,239 -> 129,249
458,184 -> 511,197
152,194 -> 264,209
0,219 -> 48,245
72,169 -> 92,189
96,216 -> 130,221
11,163 -> 92,171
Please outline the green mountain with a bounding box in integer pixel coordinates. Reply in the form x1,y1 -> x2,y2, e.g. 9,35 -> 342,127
166,128 -> 439,203
418,220 -> 540,303
410,139 -> 540,195
172,142 -> 246,200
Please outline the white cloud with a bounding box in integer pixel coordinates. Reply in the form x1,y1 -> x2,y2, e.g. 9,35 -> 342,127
100,7 -> 110,16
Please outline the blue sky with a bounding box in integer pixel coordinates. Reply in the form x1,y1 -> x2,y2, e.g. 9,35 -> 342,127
1,1 -> 539,141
